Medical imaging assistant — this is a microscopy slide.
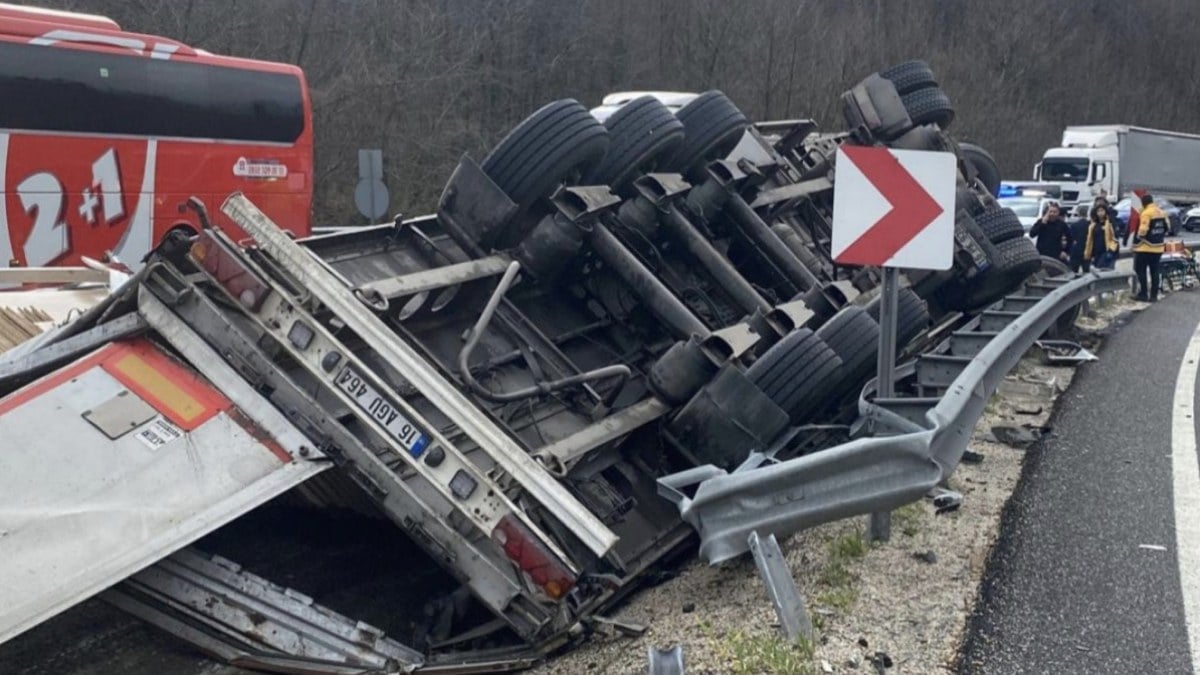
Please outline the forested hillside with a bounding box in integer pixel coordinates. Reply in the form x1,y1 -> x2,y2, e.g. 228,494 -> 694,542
24,0 -> 1200,223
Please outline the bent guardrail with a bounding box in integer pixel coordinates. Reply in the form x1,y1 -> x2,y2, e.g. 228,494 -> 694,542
658,270 -> 1131,563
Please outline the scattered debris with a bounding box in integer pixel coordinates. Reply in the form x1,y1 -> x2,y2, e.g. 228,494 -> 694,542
1035,339 -> 1099,365
990,424 -> 1051,448
927,487 -> 963,514
961,450 -> 985,464
647,645 -> 685,675
869,649 -> 894,671
589,615 -> 647,638
681,602 -> 695,614
1138,544 -> 1167,552
1015,405 -> 1044,416
912,551 -> 938,565
821,658 -> 834,672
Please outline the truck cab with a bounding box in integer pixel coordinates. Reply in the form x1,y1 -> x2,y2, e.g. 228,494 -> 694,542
1033,128 -> 1121,207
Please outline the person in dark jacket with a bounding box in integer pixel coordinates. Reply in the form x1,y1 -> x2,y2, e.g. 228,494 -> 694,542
1067,205 -> 1091,272
1029,202 -> 1072,262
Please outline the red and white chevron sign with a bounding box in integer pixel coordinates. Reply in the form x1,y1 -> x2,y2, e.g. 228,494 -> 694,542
831,146 -> 956,270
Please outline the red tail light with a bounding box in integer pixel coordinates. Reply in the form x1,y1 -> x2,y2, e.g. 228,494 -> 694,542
190,230 -> 270,311
493,515 -> 577,600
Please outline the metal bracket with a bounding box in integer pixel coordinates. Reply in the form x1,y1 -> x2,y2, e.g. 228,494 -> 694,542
634,173 -> 693,206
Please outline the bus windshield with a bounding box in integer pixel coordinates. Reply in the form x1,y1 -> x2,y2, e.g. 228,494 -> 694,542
0,41 -> 305,143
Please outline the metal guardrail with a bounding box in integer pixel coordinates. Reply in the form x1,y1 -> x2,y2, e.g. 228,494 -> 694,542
657,270 -> 1131,563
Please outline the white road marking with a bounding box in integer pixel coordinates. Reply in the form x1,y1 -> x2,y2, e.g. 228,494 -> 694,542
1171,318 -> 1200,667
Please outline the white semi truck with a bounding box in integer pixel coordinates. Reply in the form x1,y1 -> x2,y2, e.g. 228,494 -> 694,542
1034,125 -> 1200,207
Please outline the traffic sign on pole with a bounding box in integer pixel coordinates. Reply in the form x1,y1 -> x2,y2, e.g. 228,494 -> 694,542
830,145 -> 957,543
831,146 -> 956,270
355,149 -> 389,223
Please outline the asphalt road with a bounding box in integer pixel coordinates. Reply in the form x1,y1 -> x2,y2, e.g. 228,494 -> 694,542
960,290 -> 1200,674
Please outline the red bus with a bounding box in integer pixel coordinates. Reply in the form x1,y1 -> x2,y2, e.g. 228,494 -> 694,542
0,3 -> 313,269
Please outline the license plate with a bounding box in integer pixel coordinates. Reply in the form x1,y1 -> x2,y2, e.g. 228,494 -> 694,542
335,366 -> 429,457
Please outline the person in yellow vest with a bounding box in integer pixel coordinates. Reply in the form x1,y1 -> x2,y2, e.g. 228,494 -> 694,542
1132,193 -> 1168,301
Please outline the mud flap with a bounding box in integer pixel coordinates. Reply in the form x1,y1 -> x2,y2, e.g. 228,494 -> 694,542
0,338 -> 327,644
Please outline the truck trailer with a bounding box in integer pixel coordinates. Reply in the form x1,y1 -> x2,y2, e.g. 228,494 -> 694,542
1034,125 -> 1200,206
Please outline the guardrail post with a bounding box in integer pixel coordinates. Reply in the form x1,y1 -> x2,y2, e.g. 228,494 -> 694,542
868,267 -> 899,543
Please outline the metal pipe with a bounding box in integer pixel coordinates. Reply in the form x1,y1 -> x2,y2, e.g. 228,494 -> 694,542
587,220 -> 710,340
723,195 -> 820,292
660,206 -> 772,316
458,261 -> 632,403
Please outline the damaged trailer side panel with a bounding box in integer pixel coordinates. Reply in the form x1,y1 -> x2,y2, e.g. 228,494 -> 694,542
0,338 -> 329,644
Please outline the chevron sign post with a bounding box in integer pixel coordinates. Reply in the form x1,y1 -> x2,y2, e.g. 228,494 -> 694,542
831,145 -> 956,544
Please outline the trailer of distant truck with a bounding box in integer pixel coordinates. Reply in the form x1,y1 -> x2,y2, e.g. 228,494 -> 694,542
1034,125 -> 1200,207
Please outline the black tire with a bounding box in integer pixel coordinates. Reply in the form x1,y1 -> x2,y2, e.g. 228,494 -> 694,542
939,237 -> 1042,311
865,287 -> 931,347
956,211 -> 1002,277
815,306 -> 881,400
901,87 -> 954,130
959,142 -> 1000,195
746,328 -> 843,424
481,99 -> 609,213
975,206 -> 1025,244
587,96 -> 686,194
663,90 -> 749,179
880,60 -> 938,95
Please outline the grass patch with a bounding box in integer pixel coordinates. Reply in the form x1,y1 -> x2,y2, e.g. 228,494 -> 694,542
718,630 -> 817,675
814,527 -> 869,612
828,529 -> 868,559
984,392 -> 1001,415
816,586 -> 856,611
893,502 -> 924,537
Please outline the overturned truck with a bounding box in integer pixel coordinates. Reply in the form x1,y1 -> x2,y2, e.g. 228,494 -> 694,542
0,62 -> 1096,672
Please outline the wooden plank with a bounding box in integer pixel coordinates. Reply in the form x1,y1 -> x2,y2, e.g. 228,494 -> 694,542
0,267 -> 108,285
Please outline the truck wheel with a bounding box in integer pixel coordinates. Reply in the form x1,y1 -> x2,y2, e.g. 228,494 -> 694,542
746,328 -> 843,424
959,142 -> 1000,195
880,60 -> 937,95
481,99 -> 609,215
816,306 -> 881,401
587,96 -> 685,195
975,206 -> 1025,244
664,90 -> 749,179
937,237 -> 1042,311
865,286 -> 931,347
901,88 -> 954,130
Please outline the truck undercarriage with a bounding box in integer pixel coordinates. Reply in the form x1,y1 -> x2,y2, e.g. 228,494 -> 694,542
0,61 -> 1087,673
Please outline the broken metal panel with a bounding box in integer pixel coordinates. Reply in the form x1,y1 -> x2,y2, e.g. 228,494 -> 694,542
647,645 -> 685,675
660,271 -> 1130,563
0,339 -> 328,644
109,548 -> 424,672
1034,339 -> 1098,365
